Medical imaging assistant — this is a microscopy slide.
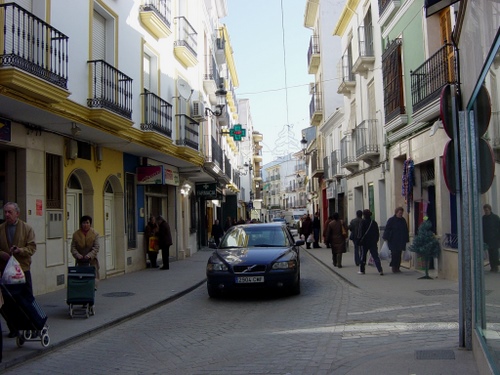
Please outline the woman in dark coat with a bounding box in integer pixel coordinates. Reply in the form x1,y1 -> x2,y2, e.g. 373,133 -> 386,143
359,209 -> 383,275
211,219 -> 224,246
157,216 -> 173,270
144,216 -> 159,268
300,214 -> 313,249
325,212 -> 347,268
383,207 -> 410,273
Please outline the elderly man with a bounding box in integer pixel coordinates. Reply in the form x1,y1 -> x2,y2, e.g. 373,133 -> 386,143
0,202 -> 37,337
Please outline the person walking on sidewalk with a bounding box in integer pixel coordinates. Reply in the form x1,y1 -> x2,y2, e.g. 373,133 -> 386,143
0,202 -> 37,338
300,214 -> 313,249
71,215 -> 100,286
359,209 -> 383,276
482,204 -> 500,272
323,215 -> 333,248
211,219 -> 224,246
383,207 -> 409,273
326,212 -> 347,268
349,210 -> 363,266
312,212 -> 322,248
157,215 -> 173,270
144,215 -> 159,268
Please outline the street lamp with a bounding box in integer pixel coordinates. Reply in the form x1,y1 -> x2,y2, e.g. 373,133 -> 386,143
300,135 -> 317,156
205,83 -> 227,117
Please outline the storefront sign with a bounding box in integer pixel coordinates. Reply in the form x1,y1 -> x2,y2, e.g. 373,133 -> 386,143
164,167 -> 180,186
136,166 -> 163,184
196,183 -> 217,199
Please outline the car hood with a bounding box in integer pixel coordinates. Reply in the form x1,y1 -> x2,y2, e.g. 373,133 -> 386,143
216,247 -> 290,264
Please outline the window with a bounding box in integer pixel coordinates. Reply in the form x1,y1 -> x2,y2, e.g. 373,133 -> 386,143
382,39 -> 405,122
46,153 -> 62,209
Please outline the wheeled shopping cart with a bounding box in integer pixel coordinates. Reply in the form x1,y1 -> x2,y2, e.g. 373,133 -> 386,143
67,266 -> 96,318
0,283 -> 50,348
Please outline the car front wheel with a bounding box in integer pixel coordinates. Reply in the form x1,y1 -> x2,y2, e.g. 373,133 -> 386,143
207,284 -> 222,299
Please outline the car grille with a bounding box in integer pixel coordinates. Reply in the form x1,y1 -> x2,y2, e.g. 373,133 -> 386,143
233,265 -> 267,273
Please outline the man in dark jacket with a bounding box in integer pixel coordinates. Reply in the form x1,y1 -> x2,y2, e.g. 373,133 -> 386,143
312,212 -> 321,248
211,219 -> 224,246
157,216 -> 173,270
483,204 -> 500,272
383,207 -> 410,273
300,214 -> 313,249
349,210 -> 363,266
359,209 -> 383,275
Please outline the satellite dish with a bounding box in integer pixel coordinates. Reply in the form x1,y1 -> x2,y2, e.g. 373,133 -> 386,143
177,78 -> 192,100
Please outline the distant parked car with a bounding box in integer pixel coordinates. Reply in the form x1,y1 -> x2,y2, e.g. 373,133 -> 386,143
206,223 -> 304,298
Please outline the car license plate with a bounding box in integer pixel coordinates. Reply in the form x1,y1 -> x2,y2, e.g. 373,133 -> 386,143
235,276 -> 264,283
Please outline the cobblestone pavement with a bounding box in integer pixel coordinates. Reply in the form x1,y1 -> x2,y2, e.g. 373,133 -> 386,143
1,248 -> 479,374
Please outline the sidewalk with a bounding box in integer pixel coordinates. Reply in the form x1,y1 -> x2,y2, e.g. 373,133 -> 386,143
0,249 -> 210,371
0,245 -> 480,374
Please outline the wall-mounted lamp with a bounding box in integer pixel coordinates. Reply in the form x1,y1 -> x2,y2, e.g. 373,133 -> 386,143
71,123 -> 81,136
180,183 -> 191,196
205,83 -> 227,117
300,135 -> 316,156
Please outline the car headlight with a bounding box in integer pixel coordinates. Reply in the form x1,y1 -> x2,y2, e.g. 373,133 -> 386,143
272,260 -> 296,270
207,262 -> 228,272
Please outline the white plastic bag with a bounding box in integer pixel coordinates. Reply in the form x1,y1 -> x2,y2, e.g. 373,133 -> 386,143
1,256 -> 26,284
307,234 -> 314,243
380,241 -> 390,260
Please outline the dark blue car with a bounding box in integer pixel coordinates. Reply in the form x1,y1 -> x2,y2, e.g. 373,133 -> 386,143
206,223 -> 304,298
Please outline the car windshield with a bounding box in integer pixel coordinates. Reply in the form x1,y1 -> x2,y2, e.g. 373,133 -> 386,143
220,225 -> 290,248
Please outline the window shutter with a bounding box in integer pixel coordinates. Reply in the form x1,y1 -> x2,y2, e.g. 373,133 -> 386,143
93,11 -> 106,60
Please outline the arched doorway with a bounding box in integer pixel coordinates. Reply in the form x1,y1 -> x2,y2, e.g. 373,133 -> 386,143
102,175 -> 125,274
66,170 -> 94,267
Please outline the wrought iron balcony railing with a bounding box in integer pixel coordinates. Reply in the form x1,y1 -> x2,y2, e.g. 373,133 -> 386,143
175,114 -> 199,150
355,119 -> 379,158
358,25 -> 374,57
87,60 -> 133,118
411,43 -> 455,112
140,0 -> 172,28
141,90 -> 172,137
211,136 -> 223,167
0,3 -> 68,89
340,137 -> 357,166
174,16 -> 197,58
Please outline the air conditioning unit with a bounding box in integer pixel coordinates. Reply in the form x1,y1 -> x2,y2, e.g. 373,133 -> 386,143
192,101 -> 206,120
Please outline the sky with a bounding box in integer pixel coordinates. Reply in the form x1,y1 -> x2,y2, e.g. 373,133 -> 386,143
223,0 -> 313,165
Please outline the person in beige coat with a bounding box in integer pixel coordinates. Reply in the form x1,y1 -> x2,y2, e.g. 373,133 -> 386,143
0,202 -> 37,338
71,215 -> 100,286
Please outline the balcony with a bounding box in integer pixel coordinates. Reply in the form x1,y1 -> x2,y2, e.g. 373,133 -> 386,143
340,137 -> 359,172
0,3 -> 69,103
411,43 -> 455,120
139,0 -> 172,39
203,55 -> 219,100
224,154 -> 232,182
310,150 -> 323,178
253,131 -> 263,142
87,60 -> 133,129
307,35 -> 320,74
337,55 -> 355,96
175,114 -> 199,152
174,16 -> 198,67
379,0 -> 401,24
323,155 -> 330,181
352,26 -> 375,77
331,150 -> 344,179
140,90 -> 173,146
309,89 -> 323,126
356,119 -> 380,163
215,36 -> 226,65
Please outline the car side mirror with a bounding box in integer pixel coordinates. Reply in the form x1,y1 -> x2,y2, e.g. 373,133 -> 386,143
295,240 -> 305,246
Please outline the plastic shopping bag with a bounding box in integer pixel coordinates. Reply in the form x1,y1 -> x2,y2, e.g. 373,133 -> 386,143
1,256 -> 26,284
148,236 -> 159,252
307,234 -> 314,243
379,241 -> 390,260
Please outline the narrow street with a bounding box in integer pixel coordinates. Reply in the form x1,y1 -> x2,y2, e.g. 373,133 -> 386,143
2,251 -> 477,375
